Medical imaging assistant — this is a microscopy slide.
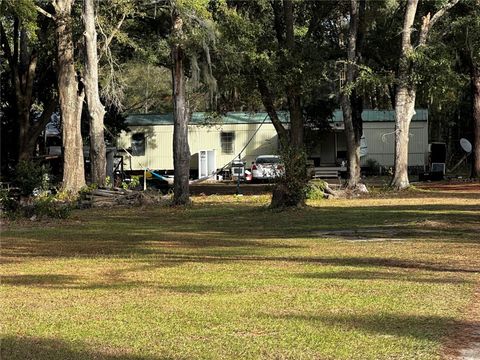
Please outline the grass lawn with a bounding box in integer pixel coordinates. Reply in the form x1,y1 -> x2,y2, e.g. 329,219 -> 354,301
1,188 -> 479,359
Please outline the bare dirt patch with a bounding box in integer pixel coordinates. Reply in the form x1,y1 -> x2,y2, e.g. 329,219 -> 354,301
416,181 -> 480,193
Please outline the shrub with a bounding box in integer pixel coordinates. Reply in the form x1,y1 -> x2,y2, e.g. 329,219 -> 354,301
33,195 -> 72,219
14,160 -> 50,196
0,188 -> 20,216
1,192 -> 73,220
365,158 -> 380,175
122,175 -> 141,190
271,142 -> 309,208
305,180 -> 327,200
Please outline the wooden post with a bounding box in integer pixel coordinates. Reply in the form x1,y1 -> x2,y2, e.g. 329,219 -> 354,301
143,169 -> 147,191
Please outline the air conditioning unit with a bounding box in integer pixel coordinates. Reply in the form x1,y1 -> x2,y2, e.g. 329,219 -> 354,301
431,162 -> 445,175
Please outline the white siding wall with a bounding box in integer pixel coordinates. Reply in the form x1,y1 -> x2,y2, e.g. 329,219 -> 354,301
361,121 -> 428,167
117,123 -> 280,171
117,120 -> 428,171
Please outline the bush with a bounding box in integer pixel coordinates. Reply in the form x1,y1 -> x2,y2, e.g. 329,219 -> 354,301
122,175 -> 141,190
0,188 -> 20,215
271,142 -> 309,208
1,193 -> 73,220
305,180 -> 327,200
14,160 -> 50,196
32,195 -> 72,219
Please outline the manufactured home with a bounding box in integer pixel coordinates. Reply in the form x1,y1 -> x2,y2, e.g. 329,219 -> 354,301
314,109 -> 429,169
117,110 -> 428,177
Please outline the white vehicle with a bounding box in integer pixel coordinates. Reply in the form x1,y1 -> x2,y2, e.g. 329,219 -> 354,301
251,155 -> 283,181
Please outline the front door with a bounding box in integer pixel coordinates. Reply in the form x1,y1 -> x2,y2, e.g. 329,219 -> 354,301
320,133 -> 336,166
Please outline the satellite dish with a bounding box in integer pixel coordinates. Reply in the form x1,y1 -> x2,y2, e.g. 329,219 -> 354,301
460,138 -> 472,153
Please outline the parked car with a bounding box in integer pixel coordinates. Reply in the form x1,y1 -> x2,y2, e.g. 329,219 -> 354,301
251,155 -> 283,182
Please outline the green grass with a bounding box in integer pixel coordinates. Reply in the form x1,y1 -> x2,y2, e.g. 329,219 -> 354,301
1,191 -> 480,359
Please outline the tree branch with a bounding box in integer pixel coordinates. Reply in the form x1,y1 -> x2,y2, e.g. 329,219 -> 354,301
13,17 -> 19,63
35,5 -> 55,20
418,0 -> 460,46
257,77 -> 288,141
99,13 -> 126,60
31,96 -> 58,139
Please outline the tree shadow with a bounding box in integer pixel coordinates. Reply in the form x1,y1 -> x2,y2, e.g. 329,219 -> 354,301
391,192 -> 480,200
1,336 -> 166,360
296,269 -> 473,284
1,274 -> 78,287
1,203 -> 479,264
1,274 -> 218,294
0,234 -> 303,261
266,312 -> 473,342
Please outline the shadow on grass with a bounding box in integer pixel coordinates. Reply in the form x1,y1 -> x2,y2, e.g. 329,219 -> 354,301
1,274 -> 77,287
1,274 -> 218,294
1,336 -> 163,360
2,254 -> 477,292
84,203 -> 480,244
1,203 -> 479,263
267,312 -> 466,342
297,269 -> 473,284
366,190 -> 480,200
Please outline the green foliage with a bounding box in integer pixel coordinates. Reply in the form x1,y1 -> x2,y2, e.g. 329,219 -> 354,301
195,111 -> 223,128
119,62 -> 172,114
122,175 -> 140,190
1,192 -> 73,220
1,0 -> 38,40
80,183 -> 99,195
304,180 -> 327,200
0,188 -> 19,215
271,142 -> 308,208
31,195 -> 73,219
13,161 -> 50,196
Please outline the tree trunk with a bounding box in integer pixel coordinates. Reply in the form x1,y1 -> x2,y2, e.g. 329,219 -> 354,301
341,0 -> 363,189
268,0 -> 306,208
391,0 -> 418,190
391,0 -> 458,189
83,0 -> 107,186
341,100 -> 362,187
18,97 -> 57,162
472,65 -> 480,178
257,78 -> 288,143
17,109 -> 32,162
283,0 -> 303,151
171,8 -> 190,205
54,0 -> 86,193
392,87 -> 416,189
1,21 -> 40,163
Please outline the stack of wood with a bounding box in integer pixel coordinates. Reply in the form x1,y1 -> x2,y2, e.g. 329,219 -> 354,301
80,188 -> 170,208
80,188 -> 135,207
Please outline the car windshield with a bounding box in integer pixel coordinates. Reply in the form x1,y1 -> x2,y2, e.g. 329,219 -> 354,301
256,157 -> 280,164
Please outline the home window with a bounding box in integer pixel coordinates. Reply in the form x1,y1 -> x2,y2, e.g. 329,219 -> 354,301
221,132 -> 235,154
131,133 -> 145,156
